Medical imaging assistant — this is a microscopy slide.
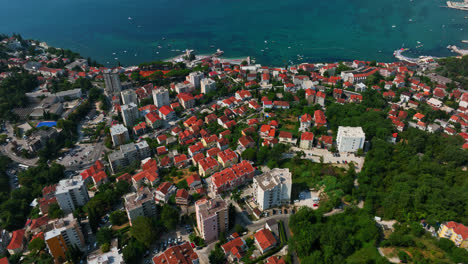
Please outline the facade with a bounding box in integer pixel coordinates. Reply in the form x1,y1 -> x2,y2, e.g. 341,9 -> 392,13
253,168 -> 292,211
45,214 -> 86,263
300,132 -> 314,150
121,103 -> 139,127
152,88 -> 170,108
124,187 -> 157,225
55,178 -> 89,214
103,72 -> 122,94
438,221 -> 468,248
187,71 -> 204,89
108,141 -> 151,173
154,182 -> 177,204
336,126 -> 365,153
195,197 -> 229,243
110,124 -> 129,147
121,89 -> 138,105
254,228 -> 277,254
201,78 -> 216,94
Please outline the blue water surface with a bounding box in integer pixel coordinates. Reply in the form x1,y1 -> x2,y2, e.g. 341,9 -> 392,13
0,0 -> 466,66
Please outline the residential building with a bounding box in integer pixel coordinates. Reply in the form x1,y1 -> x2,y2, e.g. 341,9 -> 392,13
121,103 -> 139,127
103,72 -> 122,94
253,168 -> 292,210
299,113 -> 312,132
124,187 -> 157,225
145,112 -> 162,129
254,228 -> 277,254
55,178 -> 89,214
110,124 -> 129,147
211,160 -> 255,194
152,242 -> 199,264
152,88 -> 170,108
108,141 -> 151,173
438,221 -> 468,248
336,126 -> 365,153
217,148 -> 238,168
198,156 -> 220,177
45,214 -> 86,262
154,182 -> 177,204
6,229 -> 25,255
121,89 -> 138,105
87,239 -> 124,264
175,189 -> 189,205
195,197 -> 228,243
201,78 -> 216,94
187,71 -> 204,89
159,105 -> 176,120
300,132 -> 314,150
221,237 -> 247,262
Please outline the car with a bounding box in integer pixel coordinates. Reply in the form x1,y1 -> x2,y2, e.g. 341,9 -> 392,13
190,242 -> 195,248
313,204 -> 318,207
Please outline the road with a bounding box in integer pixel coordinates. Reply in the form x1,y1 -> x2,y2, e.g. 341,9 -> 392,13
0,123 -> 39,166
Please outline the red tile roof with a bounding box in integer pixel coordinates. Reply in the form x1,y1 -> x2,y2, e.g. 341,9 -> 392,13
446,221 -> 468,240
159,105 -> 174,116
218,149 -> 237,163
279,131 -> 292,139
301,132 -> 314,141
254,229 -> 277,251
187,174 -> 201,186
152,241 -> 198,264
7,229 -> 25,250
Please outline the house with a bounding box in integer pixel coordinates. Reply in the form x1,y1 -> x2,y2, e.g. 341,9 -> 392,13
133,122 -> 147,136
7,229 -> 25,255
80,160 -> 105,184
305,89 -> 316,104
413,113 -> 425,121
188,142 -> 205,157
132,165 -> 159,188
438,221 -> 468,248
266,256 -> 286,264
235,90 -> 252,101
314,110 -> 327,127
318,135 -> 333,149
175,189 -> 189,205
217,148 -> 238,168
152,242 -> 198,264
254,228 -> 277,254
299,113 -> 312,132
221,237 -> 247,262
315,91 -> 326,107
159,105 -> 175,120
92,171 -> 108,187
238,135 -> 255,151
187,174 -> 202,189
156,146 -> 168,156
198,157 -> 220,177
155,182 -> 177,204
156,134 -> 167,145
278,131 -> 295,144
174,154 -> 189,168
300,132 -> 314,150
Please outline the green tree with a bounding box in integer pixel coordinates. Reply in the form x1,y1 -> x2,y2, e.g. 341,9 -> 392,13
161,204 -> 179,230
48,203 -> 64,219
130,216 -> 157,247
28,237 -> 46,252
96,227 -> 113,245
209,245 -> 225,264
123,239 -> 146,263
109,210 -> 128,226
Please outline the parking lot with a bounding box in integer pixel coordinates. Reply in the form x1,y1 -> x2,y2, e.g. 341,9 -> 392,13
294,190 -> 321,210
56,144 -> 96,167
291,147 -> 365,172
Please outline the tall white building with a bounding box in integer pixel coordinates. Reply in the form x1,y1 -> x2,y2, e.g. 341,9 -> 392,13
110,124 -> 129,147
200,78 -> 216,94
124,187 -> 157,226
187,72 -> 204,89
103,72 -> 122,94
121,103 -> 139,127
253,168 -> 292,211
152,88 -> 170,108
121,89 -> 138,105
55,177 -> 90,213
336,126 -> 365,152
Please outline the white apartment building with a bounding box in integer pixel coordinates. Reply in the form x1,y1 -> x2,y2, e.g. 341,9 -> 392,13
152,88 -> 170,108
253,168 -> 292,211
55,177 -> 90,213
121,89 -> 138,105
187,71 -> 204,89
124,187 -> 157,225
121,103 -> 139,127
110,124 -> 129,147
336,126 -> 365,152
200,78 -> 216,94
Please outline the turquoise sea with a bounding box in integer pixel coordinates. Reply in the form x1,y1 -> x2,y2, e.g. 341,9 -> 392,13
0,0 -> 466,66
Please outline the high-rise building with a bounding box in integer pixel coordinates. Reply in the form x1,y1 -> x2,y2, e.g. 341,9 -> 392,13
195,197 -> 228,243
124,187 -> 157,226
253,168 -> 292,211
200,78 -> 216,94
55,178 -> 89,214
45,214 -> 86,263
336,126 -> 365,152
187,72 -> 204,89
121,89 -> 138,105
121,103 -> 139,127
152,88 -> 170,108
103,72 -> 122,94
108,141 -> 151,173
110,124 -> 129,147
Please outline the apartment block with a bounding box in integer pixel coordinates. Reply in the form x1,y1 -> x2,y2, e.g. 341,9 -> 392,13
195,197 -> 228,243
253,168 -> 292,211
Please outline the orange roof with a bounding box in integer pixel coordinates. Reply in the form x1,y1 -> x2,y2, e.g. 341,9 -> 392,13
187,174 -> 201,186
198,157 -> 219,171
279,131 -> 292,139
446,221 -> 468,240
267,256 -> 286,264
413,113 -> 425,120
221,237 -> 245,254
156,182 -> 174,195
254,229 -> 277,251
7,229 -> 25,250
152,242 -> 198,264
176,189 -> 189,199
218,149 -> 237,163
0,257 -> 8,264
301,132 -> 314,141
92,171 -> 107,184
29,215 -> 49,230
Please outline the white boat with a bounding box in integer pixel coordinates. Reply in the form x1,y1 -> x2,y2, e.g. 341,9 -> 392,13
128,17 -> 132,20
392,25 -> 396,28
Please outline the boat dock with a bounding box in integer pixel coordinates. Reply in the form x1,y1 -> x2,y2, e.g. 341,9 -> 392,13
447,45 -> 468,56
447,0 -> 468,10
